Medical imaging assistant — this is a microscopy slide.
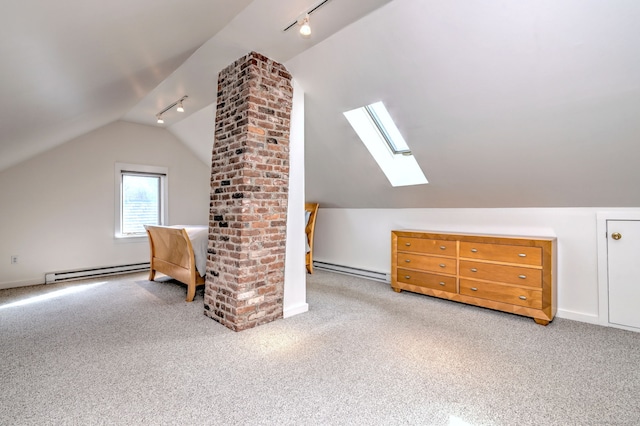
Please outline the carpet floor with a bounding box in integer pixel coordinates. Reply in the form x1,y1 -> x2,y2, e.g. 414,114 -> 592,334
1,270 -> 639,425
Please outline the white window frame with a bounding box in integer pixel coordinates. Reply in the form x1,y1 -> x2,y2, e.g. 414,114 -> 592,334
114,162 -> 168,239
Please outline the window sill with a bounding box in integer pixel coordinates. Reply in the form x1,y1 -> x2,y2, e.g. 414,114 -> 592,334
115,234 -> 147,241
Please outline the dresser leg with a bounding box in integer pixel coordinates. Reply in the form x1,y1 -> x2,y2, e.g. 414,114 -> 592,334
533,318 -> 550,326
392,287 -> 402,293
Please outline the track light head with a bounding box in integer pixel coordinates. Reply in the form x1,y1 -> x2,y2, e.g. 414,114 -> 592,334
299,14 -> 311,38
156,115 -> 164,124
283,0 -> 330,36
176,101 -> 184,113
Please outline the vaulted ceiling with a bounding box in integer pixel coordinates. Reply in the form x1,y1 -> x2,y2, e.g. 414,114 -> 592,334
2,0 -> 640,208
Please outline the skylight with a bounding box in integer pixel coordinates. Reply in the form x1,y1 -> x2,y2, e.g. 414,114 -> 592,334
363,103 -> 411,155
344,101 -> 428,187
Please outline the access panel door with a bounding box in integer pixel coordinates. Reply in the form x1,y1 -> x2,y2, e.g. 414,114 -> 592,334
607,220 -> 640,330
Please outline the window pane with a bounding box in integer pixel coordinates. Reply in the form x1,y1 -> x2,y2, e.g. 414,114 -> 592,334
122,174 -> 160,234
366,101 -> 411,154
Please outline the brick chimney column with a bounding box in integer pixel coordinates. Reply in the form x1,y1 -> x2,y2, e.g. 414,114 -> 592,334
204,52 -> 293,332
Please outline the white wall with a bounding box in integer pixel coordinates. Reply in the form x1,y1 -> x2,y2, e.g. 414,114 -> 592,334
283,79 -> 308,318
313,207 -> 640,324
0,120 -> 210,289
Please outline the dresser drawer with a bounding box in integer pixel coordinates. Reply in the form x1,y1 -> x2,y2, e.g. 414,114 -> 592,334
397,237 -> 456,256
397,269 -> 457,293
459,260 -> 542,288
397,253 -> 457,275
460,279 -> 542,308
459,242 -> 542,266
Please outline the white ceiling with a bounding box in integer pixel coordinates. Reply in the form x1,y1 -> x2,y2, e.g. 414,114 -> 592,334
2,0 -> 640,208
0,0 -> 390,171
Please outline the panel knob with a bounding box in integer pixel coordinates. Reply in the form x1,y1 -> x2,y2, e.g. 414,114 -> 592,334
470,268 -> 478,272
404,275 -> 411,279
405,242 -> 412,246
518,275 -> 527,279
470,248 -> 478,253
612,232 -> 622,240
405,259 -> 411,263
439,282 -> 446,286
519,295 -> 527,300
518,253 -> 527,257
440,246 -> 446,250
439,263 -> 446,268
470,287 -> 478,291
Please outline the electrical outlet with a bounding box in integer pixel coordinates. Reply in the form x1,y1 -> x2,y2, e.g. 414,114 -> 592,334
11,255 -> 18,265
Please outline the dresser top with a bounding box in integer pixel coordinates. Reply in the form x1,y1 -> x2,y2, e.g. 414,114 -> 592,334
392,229 -> 557,243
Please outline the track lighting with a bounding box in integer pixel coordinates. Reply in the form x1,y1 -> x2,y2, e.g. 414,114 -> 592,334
299,14 -> 311,38
282,0 -> 331,38
155,95 -> 188,125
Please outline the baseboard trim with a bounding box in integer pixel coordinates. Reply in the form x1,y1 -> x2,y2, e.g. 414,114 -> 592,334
0,277 -> 45,291
284,303 -> 309,318
556,309 -> 600,325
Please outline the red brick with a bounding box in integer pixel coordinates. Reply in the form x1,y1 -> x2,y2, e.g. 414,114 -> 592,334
205,51 -> 291,332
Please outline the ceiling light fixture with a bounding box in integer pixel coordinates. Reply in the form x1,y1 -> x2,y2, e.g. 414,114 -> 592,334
155,95 -> 188,125
282,0 -> 331,37
299,14 -> 311,38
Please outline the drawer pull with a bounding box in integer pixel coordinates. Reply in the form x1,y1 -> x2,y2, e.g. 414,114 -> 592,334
439,282 -> 446,286
470,287 -> 478,291
405,259 -> 411,263
439,263 -> 446,268
440,246 -> 446,250
470,248 -> 478,253
470,268 -> 478,272
519,295 -> 527,300
518,253 -> 527,257
518,275 -> 527,279
404,275 -> 411,279
405,242 -> 411,246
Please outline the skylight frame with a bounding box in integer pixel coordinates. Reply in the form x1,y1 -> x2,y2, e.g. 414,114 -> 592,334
364,104 -> 411,155
344,101 -> 428,187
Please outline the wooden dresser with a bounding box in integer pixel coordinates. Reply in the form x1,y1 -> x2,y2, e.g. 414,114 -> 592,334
391,230 -> 556,325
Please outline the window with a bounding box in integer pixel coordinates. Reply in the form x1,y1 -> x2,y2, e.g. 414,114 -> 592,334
115,163 -> 168,238
344,101 -> 428,187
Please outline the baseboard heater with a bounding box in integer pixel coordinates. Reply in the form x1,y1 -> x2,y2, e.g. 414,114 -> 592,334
45,262 -> 150,284
313,261 -> 390,283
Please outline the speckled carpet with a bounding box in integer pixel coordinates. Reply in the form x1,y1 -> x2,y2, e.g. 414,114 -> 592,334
1,270 -> 639,425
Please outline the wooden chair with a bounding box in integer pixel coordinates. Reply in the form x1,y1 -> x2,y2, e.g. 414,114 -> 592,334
305,203 -> 319,274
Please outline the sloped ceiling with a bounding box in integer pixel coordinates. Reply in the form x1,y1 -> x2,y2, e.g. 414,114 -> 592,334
0,0 -> 253,171
2,0 -> 640,208
288,0 -> 640,207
